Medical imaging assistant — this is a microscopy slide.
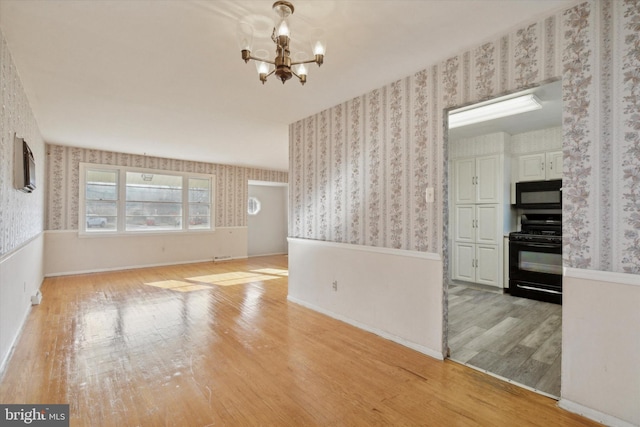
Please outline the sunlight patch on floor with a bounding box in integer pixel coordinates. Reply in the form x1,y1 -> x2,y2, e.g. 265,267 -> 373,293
250,268 -> 288,276
187,271 -> 281,287
144,280 -> 211,292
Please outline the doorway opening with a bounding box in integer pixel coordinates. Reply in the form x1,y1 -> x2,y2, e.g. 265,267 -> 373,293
248,181 -> 288,258
444,80 -> 563,398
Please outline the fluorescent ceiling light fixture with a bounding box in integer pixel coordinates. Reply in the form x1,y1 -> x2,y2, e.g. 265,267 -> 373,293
448,94 -> 542,129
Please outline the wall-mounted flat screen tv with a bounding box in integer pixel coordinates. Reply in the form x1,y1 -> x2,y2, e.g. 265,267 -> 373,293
14,134 -> 36,193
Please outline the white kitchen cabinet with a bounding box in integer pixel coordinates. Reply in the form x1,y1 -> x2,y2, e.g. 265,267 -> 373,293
454,204 -> 499,245
516,151 -> 562,182
450,146 -> 508,289
452,242 -> 500,287
453,242 -> 475,282
546,151 -> 563,180
452,203 -> 501,288
453,155 -> 501,204
475,244 -> 500,286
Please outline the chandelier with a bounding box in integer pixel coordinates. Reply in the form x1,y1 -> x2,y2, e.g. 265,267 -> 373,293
238,1 -> 325,85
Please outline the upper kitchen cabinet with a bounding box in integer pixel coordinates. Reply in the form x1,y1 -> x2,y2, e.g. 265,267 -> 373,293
510,126 -> 563,182
516,150 -> 562,182
453,154 -> 502,204
546,151 -> 563,180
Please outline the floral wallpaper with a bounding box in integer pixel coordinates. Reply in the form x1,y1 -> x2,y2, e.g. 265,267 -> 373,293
46,144 -> 287,230
621,0 -> 640,274
562,2 -> 594,270
289,0 -> 640,276
0,30 -> 45,258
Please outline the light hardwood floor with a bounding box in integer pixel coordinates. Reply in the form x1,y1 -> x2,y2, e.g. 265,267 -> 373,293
0,256 -> 598,426
448,283 -> 562,397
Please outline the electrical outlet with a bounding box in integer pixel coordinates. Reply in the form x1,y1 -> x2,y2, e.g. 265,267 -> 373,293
332,280 -> 338,291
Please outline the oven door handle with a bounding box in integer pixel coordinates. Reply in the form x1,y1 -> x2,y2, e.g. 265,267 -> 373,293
516,284 -> 562,295
514,242 -> 560,249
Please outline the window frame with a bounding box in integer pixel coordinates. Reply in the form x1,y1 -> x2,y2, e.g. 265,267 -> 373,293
79,163 -> 215,236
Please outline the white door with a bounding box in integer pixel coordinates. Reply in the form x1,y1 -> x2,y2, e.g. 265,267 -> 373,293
248,182 -> 288,257
546,151 -> 563,180
454,205 -> 475,243
476,204 -> 499,245
476,155 -> 500,203
453,242 -> 476,282
518,153 -> 545,182
475,244 -> 500,287
454,158 -> 475,204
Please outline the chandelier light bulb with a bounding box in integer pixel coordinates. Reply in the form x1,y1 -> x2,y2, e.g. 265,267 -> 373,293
313,41 -> 325,56
277,19 -> 290,37
236,22 -> 254,51
256,61 -> 270,75
294,63 -> 307,76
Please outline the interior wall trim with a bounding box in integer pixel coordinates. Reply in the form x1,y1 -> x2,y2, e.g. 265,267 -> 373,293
0,232 -> 44,264
43,257 -> 231,278
287,237 -> 441,261
558,399 -> 636,427
43,228 -> 249,277
287,295 -> 444,361
563,267 -> 640,287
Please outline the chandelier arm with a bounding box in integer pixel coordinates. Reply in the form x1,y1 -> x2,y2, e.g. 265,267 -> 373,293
290,69 -> 306,85
247,56 -> 276,66
290,58 -> 319,66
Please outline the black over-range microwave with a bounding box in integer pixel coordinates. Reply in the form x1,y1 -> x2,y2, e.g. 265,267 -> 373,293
514,179 -> 562,209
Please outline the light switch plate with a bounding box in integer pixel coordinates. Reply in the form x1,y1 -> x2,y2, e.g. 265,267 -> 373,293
426,187 -> 434,203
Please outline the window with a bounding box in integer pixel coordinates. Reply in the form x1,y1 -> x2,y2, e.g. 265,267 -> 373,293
80,163 -> 214,234
85,169 -> 118,231
248,196 -> 261,215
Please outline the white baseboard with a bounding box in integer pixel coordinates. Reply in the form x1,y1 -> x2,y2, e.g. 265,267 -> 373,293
44,257 -> 219,277
0,304 -> 32,378
559,399 -> 637,427
287,295 -> 444,361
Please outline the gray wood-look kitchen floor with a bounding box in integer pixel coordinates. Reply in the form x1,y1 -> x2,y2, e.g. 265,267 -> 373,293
447,284 -> 562,398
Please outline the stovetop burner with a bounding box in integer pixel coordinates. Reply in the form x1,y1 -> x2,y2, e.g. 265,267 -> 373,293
509,213 -> 562,243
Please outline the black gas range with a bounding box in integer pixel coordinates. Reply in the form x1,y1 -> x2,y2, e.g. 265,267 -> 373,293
508,213 -> 562,304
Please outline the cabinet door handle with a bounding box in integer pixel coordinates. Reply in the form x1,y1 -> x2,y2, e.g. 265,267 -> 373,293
550,161 -> 553,170
541,162 -> 545,171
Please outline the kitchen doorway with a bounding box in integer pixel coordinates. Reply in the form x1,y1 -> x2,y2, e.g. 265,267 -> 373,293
445,80 -> 563,398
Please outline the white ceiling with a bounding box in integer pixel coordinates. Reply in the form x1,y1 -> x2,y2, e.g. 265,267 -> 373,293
0,0 -> 576,171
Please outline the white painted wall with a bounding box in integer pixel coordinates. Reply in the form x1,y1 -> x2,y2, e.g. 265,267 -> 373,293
248,182 -> 288,257
560,269 -> 640,427
44,227 -> 247,276
288,238 -> 444,359
0,233 -> 44,372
